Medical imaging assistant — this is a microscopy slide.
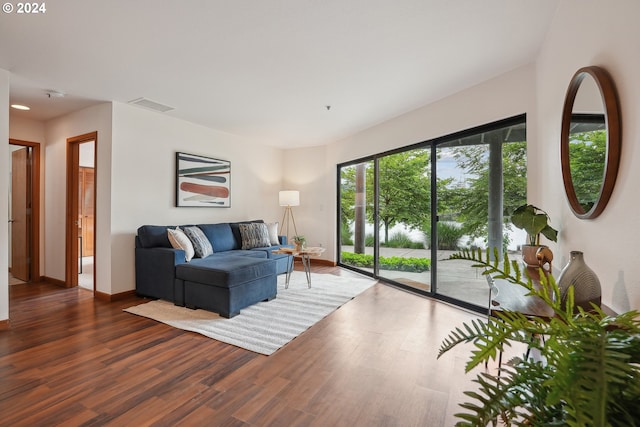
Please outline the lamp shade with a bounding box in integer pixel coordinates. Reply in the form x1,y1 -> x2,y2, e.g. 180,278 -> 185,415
279,190 -> 300,207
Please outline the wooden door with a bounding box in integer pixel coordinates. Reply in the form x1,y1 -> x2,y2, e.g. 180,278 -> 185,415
79,167 -> 95,257
11,148 -> 30,281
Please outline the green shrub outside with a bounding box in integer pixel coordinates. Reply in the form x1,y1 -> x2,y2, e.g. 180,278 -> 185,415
365,233 -> 375,247
423,222 -> 464,250
355,231 -> 424,249
340,221 -> 353,245
384,231 -> 424,249
341,252 -> 430,272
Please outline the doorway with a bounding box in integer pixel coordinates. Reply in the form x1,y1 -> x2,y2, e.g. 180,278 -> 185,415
66,132 -> 97,291
8,139 -> 41,284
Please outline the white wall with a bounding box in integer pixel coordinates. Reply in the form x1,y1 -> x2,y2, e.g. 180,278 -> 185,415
282,145 -> 334,255
534,0 -> 640,313
109,102 -> 284,294
44,103 -> 113,293
0,69 -> 9,321
9,114 -> 46,142
331,64 -> 537,165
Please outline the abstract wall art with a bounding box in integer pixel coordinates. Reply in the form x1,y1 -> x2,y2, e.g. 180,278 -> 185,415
176,152 -> 231,207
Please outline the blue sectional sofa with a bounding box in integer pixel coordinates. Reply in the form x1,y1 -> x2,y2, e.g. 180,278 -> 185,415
135,220 -> 292,318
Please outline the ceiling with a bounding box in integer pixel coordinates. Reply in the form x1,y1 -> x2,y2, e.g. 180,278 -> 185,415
0,0 -> 559,148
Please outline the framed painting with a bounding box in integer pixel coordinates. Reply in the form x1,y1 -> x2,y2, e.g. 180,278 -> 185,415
176,152 -> 231,207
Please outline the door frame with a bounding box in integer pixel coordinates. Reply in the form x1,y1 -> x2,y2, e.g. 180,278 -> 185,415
65,131 -> 97,290
9,139 -> 41,282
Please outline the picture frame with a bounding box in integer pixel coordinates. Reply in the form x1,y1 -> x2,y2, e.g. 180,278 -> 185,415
176,152 -> 231,207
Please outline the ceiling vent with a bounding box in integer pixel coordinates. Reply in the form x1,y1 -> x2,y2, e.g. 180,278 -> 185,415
128,97 -> 174,113
46,90 -> 65,98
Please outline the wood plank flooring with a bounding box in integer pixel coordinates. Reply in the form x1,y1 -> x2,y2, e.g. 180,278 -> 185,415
1,266 -> 491,427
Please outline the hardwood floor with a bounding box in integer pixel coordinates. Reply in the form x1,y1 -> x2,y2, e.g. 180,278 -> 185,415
1,266 -> 488,427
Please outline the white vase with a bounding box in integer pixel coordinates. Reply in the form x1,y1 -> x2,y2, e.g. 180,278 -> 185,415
557,251 -> 601,311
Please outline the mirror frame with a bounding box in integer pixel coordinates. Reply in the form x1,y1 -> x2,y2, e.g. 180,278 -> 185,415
560,66 -> 621,219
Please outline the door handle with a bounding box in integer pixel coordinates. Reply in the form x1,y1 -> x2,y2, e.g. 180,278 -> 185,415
8,219 -> 15,223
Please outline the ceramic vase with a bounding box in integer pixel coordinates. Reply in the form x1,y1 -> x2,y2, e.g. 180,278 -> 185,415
557,251 -> 601,311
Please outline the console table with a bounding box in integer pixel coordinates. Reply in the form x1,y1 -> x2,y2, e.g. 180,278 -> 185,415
272,247 -> 326,289
487,266 -> 615,367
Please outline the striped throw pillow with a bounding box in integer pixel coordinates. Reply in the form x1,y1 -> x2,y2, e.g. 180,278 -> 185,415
183,226 -> 213,258
239,223 -> 272,250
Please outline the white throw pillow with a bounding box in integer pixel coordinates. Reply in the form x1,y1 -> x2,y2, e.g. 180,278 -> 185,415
266,222 -> 280,245
167,227 -> 195,262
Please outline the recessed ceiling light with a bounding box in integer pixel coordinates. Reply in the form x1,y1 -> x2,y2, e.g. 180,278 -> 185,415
11,104 -> 30,111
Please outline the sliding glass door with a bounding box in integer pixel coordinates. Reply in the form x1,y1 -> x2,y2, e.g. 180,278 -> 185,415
432,141 -> 489,306
434,128 -> 527,308
375,148 -> 431,291
338,116 -> 526,312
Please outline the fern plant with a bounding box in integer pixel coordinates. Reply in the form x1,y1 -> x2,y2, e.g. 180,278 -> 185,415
438,248 -> 640,426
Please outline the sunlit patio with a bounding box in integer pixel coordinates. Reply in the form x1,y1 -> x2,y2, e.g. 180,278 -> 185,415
340,246 -> 507,311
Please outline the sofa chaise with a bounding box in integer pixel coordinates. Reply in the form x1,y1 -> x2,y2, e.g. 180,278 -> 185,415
135,220 -> 292,318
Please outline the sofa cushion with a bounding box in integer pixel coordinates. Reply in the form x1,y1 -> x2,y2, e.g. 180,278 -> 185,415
230,220 -> 264,249
239,223 -> 272,250
177,256 -> 275,288
167,227 -> 195,262
211,250 -> 267,259
137,225 -> 173,248
251,245 -> 289,260
183,226 -> 213,258
198,223 -> 236,252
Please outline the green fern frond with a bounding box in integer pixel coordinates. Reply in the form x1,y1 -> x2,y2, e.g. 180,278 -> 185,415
441,248 -> 640,426
438,309 -> 551,372
449,247 -> 526,286
454,364 -> 554,426
437,318 -> 488,356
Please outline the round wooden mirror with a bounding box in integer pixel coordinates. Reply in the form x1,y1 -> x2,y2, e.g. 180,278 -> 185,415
560,66 -> 621,219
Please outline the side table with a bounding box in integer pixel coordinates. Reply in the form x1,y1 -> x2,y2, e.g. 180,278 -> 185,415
271,246 -> 326,288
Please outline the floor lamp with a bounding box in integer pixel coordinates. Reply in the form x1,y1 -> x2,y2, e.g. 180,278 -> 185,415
279,190 -> 299,242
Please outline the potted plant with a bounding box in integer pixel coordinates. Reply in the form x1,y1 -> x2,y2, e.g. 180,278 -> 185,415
439,248 -> 640,426
292,235 -> 306,251
511,204 -> 558,267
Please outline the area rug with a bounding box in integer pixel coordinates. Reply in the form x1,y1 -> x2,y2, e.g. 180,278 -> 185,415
124,272 -> 376,355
